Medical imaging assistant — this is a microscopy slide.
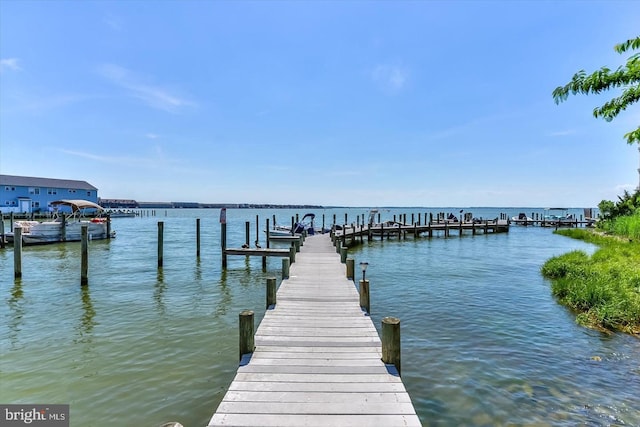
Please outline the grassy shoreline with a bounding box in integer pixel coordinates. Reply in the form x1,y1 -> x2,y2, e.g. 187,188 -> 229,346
541,227 -> 640,336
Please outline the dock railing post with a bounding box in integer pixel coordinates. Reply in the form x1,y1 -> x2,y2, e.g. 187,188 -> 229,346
340,246 -> 347,263
346,258 -> 354,280
239,310 -> 255,361
266,277 -> 276,309
359,279 -> 370,314
382,316 -> 401,376
289,243 -> 296,263
282,258 -> 290,279
81,225 -> 89,286
14,227 -> 22,279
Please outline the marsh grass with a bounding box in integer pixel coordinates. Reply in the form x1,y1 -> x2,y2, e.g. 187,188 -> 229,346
541,227 -> 640,335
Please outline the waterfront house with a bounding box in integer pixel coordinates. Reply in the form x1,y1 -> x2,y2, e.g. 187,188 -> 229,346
0,174 -> 99,214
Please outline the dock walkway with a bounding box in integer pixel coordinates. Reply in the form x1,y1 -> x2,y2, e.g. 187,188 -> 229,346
208,233 -> 421,427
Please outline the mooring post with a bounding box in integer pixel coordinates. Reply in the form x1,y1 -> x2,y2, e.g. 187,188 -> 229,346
220,208 -> 227,269
0,219 -> 5,249
60,213 -> 66,241
245,221 -> 250,249
81,225 -> 89,286
382,316 -> 401,376
266,277 -> 276,309
196,218 -> 201,258
346,258 -> 354,280
157,221 -> 164,268
13,227 -> 22,278
359,279 -> 370,314
106,215 -> 112,239
289,243 -> 296,263
239,310 -> 255,361
10,212 -> 14,231
340,246 -> 347,263
282,258 -> 290,279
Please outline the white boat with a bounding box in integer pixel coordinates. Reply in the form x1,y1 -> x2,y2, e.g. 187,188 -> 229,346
511,212 -> 534,225
267,213 -> 320,237
7,199 -> 115,245
542,208 -> 576,227
105,209 -> 137,218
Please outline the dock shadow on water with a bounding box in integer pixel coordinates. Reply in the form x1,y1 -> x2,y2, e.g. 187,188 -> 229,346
1,208 -> 639,426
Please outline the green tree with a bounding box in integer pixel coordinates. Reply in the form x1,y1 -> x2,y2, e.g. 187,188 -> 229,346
552,36 -> 640,145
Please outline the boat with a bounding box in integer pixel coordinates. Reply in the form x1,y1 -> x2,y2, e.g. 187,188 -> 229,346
511,212 -> 534,225
267,213 -> 318,237
105,209 -> 137,218
6,199 -> 116,245
542,208 -> 576,227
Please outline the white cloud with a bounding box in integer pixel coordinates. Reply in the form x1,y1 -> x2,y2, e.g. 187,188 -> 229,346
97,63 -> 195,113
0,58 -> 21,72
371,64 -> 409,94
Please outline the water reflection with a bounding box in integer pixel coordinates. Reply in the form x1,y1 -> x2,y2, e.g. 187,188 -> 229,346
154,268 -> 166,315
214,270 -> 232,317
75,285 -> 95,344
7,278 -> 24,349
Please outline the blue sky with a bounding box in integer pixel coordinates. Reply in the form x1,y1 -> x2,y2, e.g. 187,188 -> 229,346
1,1 -> 638,207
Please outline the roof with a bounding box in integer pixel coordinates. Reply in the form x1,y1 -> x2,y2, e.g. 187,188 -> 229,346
51,199 -> 104,211
0,174 -> 97,190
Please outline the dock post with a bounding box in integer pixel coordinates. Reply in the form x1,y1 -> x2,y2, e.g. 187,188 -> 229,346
60,213 -> 66,241
359,279 -> 370,314
13,227 -> 22,279
0,219 -> 5,249
106,215 -> 112,239
282,258 -> 290,279
382,316 -> 401,376
346,258 -> 354,280
81,225 -> 89,286
245,221 -> 250,249
340,246 -> 347,263
157,221 -> 164,268
221,209 -> 227,269
196,218 -> 201,258
266,277 -> 276,309
10,212 -> 14,231
239,310 -> 255,361
289,243 -> 296,263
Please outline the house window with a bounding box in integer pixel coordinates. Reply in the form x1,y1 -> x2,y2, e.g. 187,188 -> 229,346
32,201 -> 40,208
5,186 -> 15,191
87,191 -> 92,197
48,188 -> 57,195
68,189 -> 76,193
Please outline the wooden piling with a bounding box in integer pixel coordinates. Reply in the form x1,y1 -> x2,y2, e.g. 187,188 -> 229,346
340,246 -> 347,263
0,219 -> 5,249
13,227 -> 22,279
266,277 -> 276,309
239,310 -> 255,361
282,258 -> 290,279
346,258 -> 354,280
359,279 -> 370,314
381,316 -> 401,376
245,221 -> 250,248
60,213 -> 66,241
81,225 -> 89,286
196,218 -> 201,258
157,221 -> 164,268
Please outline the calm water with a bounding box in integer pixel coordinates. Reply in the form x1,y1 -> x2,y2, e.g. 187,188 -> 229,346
1,208 -> 638,427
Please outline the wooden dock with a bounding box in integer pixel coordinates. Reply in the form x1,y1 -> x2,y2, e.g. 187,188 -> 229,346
208,233 -> 421,427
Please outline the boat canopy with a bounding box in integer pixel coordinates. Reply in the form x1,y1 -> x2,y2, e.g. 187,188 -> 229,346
51,199 -> 104,212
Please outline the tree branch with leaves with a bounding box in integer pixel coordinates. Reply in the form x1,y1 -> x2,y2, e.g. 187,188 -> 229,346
553,36 -> 640,145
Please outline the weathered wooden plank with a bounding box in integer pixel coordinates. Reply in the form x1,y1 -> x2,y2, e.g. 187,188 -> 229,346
208,414 -> 422,427
226,381 -> 408,393
215,401 -> 418,415
219,390 -> 414,403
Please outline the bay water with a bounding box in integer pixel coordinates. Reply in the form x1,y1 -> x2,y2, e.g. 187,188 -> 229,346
1,207 -> 638,426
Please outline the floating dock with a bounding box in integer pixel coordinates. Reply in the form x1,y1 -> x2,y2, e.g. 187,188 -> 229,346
208,233 -> 421,427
